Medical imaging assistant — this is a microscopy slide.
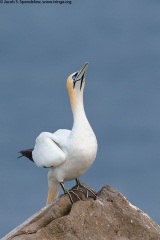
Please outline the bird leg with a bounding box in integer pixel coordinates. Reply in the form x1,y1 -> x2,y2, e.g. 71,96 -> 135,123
73,178 -> 97,199
60,182 -> 81,203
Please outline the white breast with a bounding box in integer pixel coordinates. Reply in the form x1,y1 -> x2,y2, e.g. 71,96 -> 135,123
53,128 -> 98,182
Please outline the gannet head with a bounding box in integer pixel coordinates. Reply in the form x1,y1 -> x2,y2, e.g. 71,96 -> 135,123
67,63 -> 88,111
67,62 -> 88,94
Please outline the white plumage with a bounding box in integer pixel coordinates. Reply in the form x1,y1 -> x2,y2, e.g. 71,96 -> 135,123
21,63 -> 98,204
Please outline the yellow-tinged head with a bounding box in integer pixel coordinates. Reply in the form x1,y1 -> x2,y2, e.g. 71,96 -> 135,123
66,63 -> 88,111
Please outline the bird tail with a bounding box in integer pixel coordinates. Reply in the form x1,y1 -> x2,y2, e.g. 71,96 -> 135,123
47,169 -> 60,205
18,148 -> 34,162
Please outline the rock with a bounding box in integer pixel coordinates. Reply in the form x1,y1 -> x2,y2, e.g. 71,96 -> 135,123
2,185 -> 160,240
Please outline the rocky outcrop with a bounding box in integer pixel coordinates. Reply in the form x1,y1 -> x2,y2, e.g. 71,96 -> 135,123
2,184 -> 160,240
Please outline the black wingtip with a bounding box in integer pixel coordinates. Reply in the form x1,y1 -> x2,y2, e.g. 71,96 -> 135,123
18,148 -> 34,162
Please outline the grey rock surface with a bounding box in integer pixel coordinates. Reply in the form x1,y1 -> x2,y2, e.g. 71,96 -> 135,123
2,185 -> 160,240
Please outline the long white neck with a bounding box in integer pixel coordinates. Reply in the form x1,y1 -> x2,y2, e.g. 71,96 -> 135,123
70,90 -> 92,134
66,75 -> 93,136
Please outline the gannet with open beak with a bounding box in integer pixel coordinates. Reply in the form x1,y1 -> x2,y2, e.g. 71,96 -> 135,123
19,63 -> 98,204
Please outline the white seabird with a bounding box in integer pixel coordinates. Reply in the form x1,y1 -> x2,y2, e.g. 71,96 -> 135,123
19,63 -> 98,204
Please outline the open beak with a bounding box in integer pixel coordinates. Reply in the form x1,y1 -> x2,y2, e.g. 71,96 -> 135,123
74,62 -> 88,90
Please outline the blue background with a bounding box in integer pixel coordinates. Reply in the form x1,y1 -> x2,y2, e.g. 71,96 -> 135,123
0,0 -> 160,237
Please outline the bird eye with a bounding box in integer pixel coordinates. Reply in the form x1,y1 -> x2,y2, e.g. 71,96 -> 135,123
72,72 -> 78,81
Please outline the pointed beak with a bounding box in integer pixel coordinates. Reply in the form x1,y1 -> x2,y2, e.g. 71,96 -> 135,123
74,62 -> 88,90
76,62 -> 88,81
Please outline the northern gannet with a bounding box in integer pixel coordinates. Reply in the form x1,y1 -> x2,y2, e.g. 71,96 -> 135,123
19,63 -> 98,204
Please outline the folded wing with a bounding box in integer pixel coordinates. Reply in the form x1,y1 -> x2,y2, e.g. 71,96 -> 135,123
32,132 -> 66,168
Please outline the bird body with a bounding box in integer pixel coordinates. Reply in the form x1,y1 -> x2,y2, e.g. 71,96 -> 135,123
19,63 -> 97,204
